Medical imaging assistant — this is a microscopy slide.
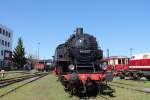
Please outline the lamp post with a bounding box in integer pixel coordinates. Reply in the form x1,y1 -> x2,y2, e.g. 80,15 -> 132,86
37,42 -> 40,61
130,48 -> 133,57
107,49 -> 110,65
107,49 -> 110,58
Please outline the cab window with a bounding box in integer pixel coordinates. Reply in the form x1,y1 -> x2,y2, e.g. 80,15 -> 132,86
122,59 -> 125,64
118,59 -> 121,64
143,55 -> 148,59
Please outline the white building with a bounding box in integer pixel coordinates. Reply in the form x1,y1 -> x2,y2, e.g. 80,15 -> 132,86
0,24 -> 13,69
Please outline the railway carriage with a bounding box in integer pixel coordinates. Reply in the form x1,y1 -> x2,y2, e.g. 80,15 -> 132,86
101,56 -> 129,76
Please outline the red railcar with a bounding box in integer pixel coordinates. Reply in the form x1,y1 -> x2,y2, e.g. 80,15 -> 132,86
126,53 -> 150,80
102,54 -> 150,80
35,60 -> 54,71
101,56 -> 129,76
129,53 -> 150,70
36,63 -> 45,71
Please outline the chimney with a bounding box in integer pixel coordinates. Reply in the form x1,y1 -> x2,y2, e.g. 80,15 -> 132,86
76,28 -> 83,35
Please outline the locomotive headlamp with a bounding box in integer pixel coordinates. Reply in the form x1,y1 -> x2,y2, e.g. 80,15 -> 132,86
79,39 -> 82,43
75,39 -> 84,47
69,64 -> 75,70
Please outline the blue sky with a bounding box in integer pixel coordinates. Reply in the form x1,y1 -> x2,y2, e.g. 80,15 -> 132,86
0,0 -> 150,59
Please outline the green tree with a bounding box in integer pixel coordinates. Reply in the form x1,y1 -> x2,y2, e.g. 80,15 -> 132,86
12,37 -> 26,70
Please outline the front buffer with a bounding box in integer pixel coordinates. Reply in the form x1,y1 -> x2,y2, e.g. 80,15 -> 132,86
60,72 -> 114,95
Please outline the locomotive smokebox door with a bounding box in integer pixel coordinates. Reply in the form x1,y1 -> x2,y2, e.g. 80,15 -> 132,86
105,72 -> 114,82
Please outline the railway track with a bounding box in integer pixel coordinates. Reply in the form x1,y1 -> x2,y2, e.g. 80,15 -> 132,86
0,73 -> 48,88
111,81 -> 134,86
75,88 -> 114,100
0,72 -> 40,82
72,91 -> 112,100
96,95 -> 111,100
0,71 -> 43,80
2,71 -> 30,75
77,94 -> 111,100
109,83 -> 150,94
0,73 -> 48,98
76,81 -> 149,100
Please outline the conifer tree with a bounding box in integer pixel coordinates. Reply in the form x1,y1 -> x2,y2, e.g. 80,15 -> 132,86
12,37 -> 26,69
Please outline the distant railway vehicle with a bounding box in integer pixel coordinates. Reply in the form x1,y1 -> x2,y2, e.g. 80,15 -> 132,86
102,54 -> 150,80
127,53 -> 150,80
53,28 -> 114,95
101,56 -> 129,76
36,59 -> 54,71
36,63 -> 45,71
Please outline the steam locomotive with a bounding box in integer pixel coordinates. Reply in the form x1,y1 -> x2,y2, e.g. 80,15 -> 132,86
53,28 -> 113,95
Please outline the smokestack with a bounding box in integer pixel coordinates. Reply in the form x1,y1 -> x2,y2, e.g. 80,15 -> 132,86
76,28 -> 83,35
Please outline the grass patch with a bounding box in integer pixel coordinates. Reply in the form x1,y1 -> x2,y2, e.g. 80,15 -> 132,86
0,74 -> 76,100
112,77 -> 150,89
0,75 -> 150,100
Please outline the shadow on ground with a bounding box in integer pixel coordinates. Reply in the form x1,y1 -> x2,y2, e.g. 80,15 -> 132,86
69,85 -> 116,99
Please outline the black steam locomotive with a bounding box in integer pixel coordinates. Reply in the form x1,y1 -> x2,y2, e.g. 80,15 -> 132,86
54,28 -> 103,72
53,28 -> 113,95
